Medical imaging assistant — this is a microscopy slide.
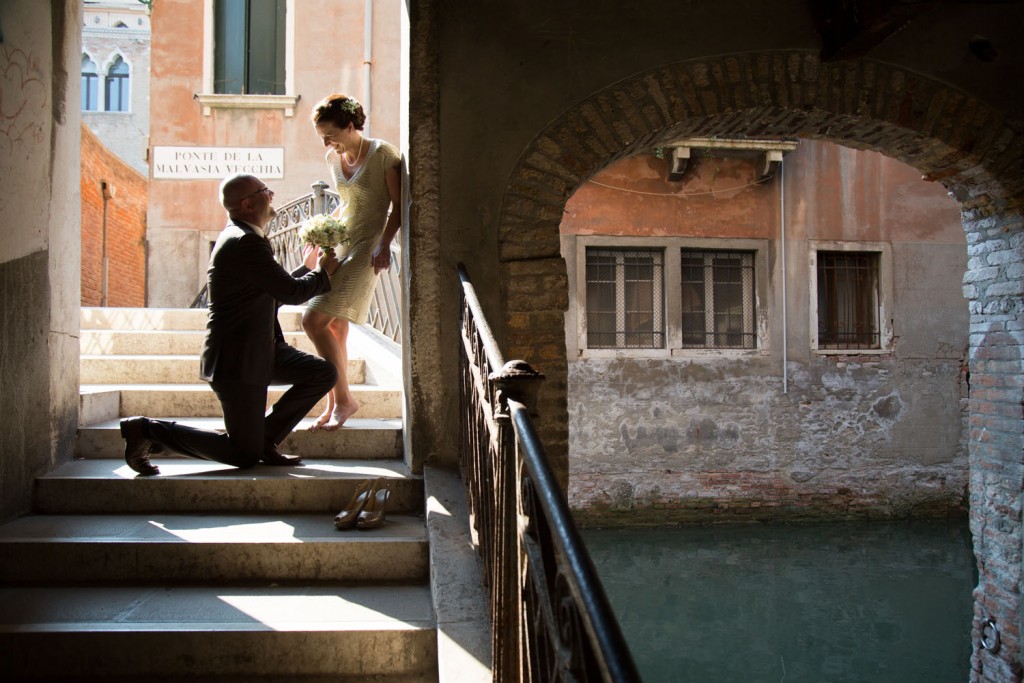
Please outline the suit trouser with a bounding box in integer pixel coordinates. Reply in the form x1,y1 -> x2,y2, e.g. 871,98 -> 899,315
145,343 -> 337,468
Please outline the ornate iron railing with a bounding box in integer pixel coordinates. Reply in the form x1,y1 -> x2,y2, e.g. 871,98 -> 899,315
458,263 -> 642,682
191,180 -> 403,344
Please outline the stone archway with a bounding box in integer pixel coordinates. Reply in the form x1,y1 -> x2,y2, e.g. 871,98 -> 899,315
497,49 -> 1024,681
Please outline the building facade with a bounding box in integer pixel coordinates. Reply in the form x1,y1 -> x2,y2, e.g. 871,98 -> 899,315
146,0 -> 405,307
561,139 -> 968,524
81,0 -> 150,176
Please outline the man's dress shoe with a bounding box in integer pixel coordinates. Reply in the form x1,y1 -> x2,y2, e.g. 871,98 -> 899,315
261,447 -> 303,466
119,417 -> 160,476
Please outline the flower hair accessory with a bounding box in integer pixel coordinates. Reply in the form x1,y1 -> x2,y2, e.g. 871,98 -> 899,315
299,214 -> 349,250
339,98 -> 361,115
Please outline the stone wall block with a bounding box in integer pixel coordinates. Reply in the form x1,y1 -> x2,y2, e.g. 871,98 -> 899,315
518,152 -> 578,191
507,173 -> 568,207
673,68 -> 705,117
741,55 -> 774,108
645,70 -> 689,122
578,101 -> 623,158
498,222 -> 562,262
708,60 -> 736,113
625,79 -> 666,131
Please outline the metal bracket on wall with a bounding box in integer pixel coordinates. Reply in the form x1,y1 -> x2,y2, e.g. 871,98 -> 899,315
980,618 -> 1001,653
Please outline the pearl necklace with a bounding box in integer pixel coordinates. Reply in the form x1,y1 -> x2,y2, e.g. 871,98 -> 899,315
343,137 -> 365,168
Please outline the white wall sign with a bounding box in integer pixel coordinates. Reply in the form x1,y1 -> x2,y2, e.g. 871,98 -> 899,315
152,147 -> 285,179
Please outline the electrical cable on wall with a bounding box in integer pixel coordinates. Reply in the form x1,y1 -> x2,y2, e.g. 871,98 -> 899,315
586,176 -> 772,197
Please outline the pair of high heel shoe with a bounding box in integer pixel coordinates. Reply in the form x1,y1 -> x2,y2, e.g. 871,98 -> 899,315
334,478 -> 392,530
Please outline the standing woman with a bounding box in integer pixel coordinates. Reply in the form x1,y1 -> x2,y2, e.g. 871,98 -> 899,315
303,94 -> 402,430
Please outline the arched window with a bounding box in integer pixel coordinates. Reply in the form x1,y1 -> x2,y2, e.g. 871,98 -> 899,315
104,56 -> 130,112
81,55 -> 99,111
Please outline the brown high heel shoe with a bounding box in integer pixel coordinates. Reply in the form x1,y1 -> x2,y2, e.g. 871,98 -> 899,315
334,479 -> 376,530
356,480 -> 392,530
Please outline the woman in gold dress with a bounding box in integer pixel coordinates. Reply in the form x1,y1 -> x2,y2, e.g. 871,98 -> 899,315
302,94 -> 402,430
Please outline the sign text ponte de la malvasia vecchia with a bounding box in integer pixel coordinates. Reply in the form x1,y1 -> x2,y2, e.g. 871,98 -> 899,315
152,147 -> 285,179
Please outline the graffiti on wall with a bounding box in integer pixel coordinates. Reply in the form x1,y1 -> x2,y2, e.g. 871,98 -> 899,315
0,44 -> 48,213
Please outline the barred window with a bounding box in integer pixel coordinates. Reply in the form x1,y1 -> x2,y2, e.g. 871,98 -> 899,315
817,251 -> 880,349
586,248 -> 664,349
680,250 -> 756,349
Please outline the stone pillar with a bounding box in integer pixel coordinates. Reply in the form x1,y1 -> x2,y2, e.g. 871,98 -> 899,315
0,0 -> 81,522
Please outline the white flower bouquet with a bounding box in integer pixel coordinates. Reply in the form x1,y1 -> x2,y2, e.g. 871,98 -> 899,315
298,214 -> 349,250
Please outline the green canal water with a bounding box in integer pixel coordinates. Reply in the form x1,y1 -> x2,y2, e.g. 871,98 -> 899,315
582,520 -> 976,683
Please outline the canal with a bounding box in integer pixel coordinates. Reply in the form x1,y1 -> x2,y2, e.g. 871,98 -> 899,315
582,519 -> 976,682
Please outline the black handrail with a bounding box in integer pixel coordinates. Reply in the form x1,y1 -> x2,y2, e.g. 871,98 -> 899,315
458,262 -> 642,682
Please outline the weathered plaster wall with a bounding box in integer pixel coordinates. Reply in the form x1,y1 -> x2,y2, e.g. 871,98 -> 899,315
147,0 -> 405,307
563,143 -> 969,523
0,0 -> 81,522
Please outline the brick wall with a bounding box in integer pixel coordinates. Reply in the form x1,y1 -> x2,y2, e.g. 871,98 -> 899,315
80,122 -> 147,307
495,49 -> 1024,681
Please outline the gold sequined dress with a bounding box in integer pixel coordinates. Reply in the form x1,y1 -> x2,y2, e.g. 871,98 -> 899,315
307,138 -> 400,323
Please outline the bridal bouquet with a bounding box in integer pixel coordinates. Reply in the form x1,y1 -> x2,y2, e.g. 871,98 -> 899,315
298,214 -> 349,250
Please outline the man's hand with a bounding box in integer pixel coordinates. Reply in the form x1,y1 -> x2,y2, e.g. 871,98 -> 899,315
319,247 -> 341,275
302,243 -> 320,270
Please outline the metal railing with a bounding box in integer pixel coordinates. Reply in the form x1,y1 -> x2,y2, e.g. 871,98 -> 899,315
458,263 -> 641,682
191,180 -> 403,344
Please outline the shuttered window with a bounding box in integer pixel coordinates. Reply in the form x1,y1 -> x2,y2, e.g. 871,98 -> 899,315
214,0 -> 286,95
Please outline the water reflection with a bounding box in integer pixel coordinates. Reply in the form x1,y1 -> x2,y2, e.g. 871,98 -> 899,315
582,520 -> 975,683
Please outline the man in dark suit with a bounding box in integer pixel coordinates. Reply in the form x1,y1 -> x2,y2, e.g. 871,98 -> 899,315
119,173 -> 341,475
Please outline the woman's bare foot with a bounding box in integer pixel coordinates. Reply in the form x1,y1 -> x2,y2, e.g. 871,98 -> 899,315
320,401 -> 359,431
310,395 -> 337,432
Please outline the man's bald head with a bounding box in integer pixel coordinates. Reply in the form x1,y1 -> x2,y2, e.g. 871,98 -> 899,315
220,174 -> 260,213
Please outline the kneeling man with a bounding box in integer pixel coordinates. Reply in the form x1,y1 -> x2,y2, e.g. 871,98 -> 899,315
120,173 -> 341,475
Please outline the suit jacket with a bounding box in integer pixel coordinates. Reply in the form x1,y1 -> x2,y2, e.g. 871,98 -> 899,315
199,219 -> 331,386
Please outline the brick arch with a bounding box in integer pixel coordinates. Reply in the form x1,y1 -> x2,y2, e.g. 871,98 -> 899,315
498,48 -> 1024,680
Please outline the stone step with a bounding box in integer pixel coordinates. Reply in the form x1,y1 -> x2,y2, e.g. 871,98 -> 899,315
81,354 -> 366,385
82,306 -> 212,331
0,583 -> 436,680
81,329 -> 318,355
78,417 -> 403,460
82,306 -> 308,332
35,459 -> 423,515
0,512 -> 426,583
79,383 -> 402,419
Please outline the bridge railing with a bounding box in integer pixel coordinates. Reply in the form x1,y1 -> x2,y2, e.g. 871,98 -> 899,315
191,180 -> 402,344
458,263 -> 642,682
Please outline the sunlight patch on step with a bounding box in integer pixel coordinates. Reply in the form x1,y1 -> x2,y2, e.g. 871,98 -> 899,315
301,463 -> 405,477
217,594 -> 415,630
148,520 -> 301,543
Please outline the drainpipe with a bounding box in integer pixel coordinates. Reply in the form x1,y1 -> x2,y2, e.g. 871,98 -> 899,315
363,0 -> 372,136
780,160 -> 788,394
101,180 -> 113,307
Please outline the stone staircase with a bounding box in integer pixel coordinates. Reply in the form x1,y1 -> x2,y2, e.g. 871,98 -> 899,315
0,307 -> 441,682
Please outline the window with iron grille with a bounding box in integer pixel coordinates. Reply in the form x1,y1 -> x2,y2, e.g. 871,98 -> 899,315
680,249 -> 756,349
214,0 -> 286,95
585,247 -> 664,349
816,251 -> 880,349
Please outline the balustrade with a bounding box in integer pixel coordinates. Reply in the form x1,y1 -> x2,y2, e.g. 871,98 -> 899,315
191,181 -> 402,344
458,263 -> 641,682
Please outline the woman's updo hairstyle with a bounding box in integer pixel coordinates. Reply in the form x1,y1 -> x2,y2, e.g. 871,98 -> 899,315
312,93 -> 366,131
